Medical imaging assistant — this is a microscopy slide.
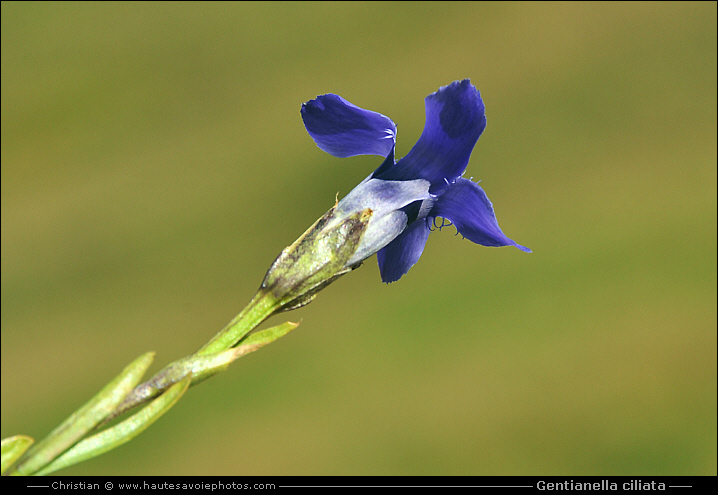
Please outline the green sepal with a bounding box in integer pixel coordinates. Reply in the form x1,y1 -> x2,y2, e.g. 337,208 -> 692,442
198,204 -> 371,356
261,205 -> 372,310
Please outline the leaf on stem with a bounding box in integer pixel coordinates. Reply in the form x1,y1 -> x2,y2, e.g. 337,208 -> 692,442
36,377 -> 191,476
106,322 -> 299,426
1,435 -> 34,475
10,352 -> 155,476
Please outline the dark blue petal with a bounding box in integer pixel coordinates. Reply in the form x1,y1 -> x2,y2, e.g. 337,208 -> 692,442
301,94 -> 397,158
376,218 -> 431,283
430,178 -> 531,252
373,80 -> 486,193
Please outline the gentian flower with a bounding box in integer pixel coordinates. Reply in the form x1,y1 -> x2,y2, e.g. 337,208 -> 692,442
301,79 -> 530,283
202,81 -> 531,354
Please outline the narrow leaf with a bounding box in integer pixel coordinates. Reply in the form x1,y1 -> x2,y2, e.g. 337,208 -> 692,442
107,322 -> 298,424
36,377 -> 190,476
190,321 -> 299,385
1,435 -> 34,475
11,352 -> 155,476
238,321 -> 299,349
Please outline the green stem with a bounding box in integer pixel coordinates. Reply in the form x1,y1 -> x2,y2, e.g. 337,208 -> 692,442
104,291 -> 279,423
196,290 -> 278,356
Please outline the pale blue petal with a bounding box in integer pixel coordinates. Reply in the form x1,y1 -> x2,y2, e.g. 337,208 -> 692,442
334,178 -> 432,266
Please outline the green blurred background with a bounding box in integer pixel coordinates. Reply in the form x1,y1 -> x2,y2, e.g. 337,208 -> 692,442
2,1 -> 716,476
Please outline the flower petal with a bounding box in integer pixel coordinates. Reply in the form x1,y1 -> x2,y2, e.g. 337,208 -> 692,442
373,79 -> 486,193
334,177 -> 431,218
301,94 -> 397,158
430,178 -> 531,252
376,218 -> 431,283
334,177 -> 432,266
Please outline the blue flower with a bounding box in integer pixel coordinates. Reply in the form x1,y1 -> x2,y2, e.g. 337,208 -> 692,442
301,79 -> 530,283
